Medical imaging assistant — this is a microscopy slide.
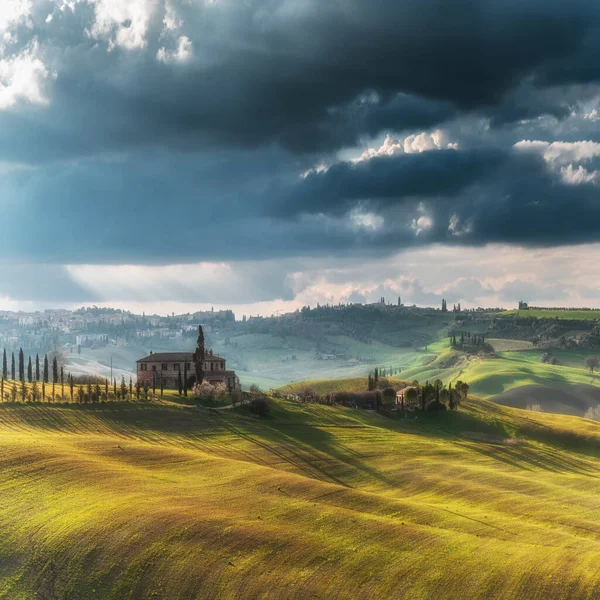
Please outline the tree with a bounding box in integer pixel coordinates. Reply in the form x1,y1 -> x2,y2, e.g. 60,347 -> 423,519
120,376 -> 128,400
35,354 -> 40,381
177,368 -> 183,396
52,356 -> 58,384
43,354 -> 49,383
381,388 -> 396,404
367,373 -> 374,391
405,387 -> 418,410
10,352 -> 15,381
27,356 -> 32,383
129,377 -> 133,399
183,361 -> 188,397
193,326 -> 205,385
586,355 -> 600,374
2,349 -> 7,380
69,374 -> 74,402
18,348 -> 24,382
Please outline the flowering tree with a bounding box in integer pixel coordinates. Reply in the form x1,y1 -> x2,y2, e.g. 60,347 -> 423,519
192,380 -> 215,399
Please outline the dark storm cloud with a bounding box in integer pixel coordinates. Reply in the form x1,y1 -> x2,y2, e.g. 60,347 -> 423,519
282,148 -> 507,216
5,0 -> 600,162
3,0 -> 600,270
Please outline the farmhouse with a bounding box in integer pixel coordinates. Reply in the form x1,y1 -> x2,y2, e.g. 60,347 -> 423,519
136,351 -> 240,391
396,386 -> 422,408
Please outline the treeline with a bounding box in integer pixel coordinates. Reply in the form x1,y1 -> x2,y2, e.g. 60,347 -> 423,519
449,331 -> 491,351
275,378 -> 469,413
367,366 -> 401,389
0,348 -> 63,384
0,374 -> 158,404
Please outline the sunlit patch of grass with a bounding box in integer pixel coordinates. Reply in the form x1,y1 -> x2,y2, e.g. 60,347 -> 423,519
3,398 -> 600,598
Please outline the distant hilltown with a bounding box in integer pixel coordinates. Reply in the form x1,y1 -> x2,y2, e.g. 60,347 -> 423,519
0,307 -> 236,355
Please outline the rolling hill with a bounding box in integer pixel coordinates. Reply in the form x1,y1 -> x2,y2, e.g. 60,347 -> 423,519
492,384 -> 600,416
3,397 -> 600,598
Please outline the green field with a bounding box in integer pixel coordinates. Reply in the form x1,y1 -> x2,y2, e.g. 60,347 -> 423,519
488,338 -> 534,352
503,309 -> 600,320
3,398 -> 600,598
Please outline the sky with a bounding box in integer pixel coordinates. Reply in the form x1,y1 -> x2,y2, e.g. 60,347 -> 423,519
3,0 -> 600,316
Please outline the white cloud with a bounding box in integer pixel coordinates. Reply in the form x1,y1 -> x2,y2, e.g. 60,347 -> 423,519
515,139 -> 600,185
404,129 -> 457,153
448,213 -> 472,236
349,208 -> 384,231
354,129 -> 457,163
355,133 -> 403,162
0,0 -> 31,34
157,35 -> 192,63
560,164 -> 600,185
88,0 -> 159,50
514,139 -> 600,165
411,215 -> 432,236
0,42 -> 49,109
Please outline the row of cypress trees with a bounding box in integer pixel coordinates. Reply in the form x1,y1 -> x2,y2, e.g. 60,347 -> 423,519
1,349 -> 62,384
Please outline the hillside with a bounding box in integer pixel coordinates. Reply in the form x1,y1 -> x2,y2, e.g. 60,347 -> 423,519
492,384 -> 600,416
3,398 -> 600,598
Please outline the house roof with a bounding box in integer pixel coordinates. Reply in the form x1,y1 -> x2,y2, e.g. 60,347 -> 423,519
137,352 -> 225,363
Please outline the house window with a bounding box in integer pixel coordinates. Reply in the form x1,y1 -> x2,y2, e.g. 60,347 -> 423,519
141,363 -> 147,371
162,364 -> 167,370
152,365 -> 156,371
174,363 -> 180,370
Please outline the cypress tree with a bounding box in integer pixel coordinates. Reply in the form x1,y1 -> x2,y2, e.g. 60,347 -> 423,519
105,378 -> 109,401
129,377 -> 133,399
35,354 -> 40,381
177,369 -> 183,396
69,373 -> 74,402
18,348 -> 24,382
2,349 -> 7,380
61,367 -> 64,399
43,355 -> 49,383
183,361 -> 188,397
52,357 -> 58,384
10,352 -> 15,381
113,378 -> 117,399
27,356 -> 32,383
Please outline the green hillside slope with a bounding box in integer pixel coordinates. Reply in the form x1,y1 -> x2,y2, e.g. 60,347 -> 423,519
2,398 -> 600,598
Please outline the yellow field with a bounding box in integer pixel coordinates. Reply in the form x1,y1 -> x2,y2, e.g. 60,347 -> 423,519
2,398 -> 600,598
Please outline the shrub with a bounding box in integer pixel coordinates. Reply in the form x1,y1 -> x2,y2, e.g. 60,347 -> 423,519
249,397 -> 270,417
213,382 -> 228,398
192,380 -> 215,399
249,383 -> 261,393
426,398 -> 447,411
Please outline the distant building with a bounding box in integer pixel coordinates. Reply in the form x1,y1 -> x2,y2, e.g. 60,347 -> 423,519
136,351 -> 240,391
75,333 -> 109,347
396,386 -> 422,408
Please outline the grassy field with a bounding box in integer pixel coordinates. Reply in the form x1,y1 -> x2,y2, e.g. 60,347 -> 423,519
3,398 -> 600,598
503,309 -> 600,320
488,338 -> 534,352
